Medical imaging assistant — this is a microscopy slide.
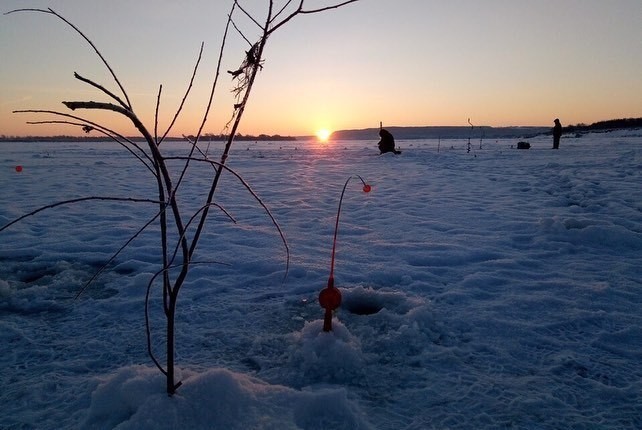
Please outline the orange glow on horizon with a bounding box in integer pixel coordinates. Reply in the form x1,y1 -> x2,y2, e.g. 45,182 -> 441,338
315,129 -> 331,142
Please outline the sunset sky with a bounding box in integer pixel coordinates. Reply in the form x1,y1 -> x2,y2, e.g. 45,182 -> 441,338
1,0 -> 641,138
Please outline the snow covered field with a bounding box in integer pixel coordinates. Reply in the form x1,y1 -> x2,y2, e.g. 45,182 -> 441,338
1,132 -> 641,429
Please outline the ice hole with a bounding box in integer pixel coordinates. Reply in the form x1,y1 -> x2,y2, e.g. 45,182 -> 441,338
342,295 -> 385,315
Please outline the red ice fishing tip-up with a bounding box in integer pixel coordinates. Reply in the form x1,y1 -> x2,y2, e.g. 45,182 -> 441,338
319,276 -> 342,332
320,175 -> 371,332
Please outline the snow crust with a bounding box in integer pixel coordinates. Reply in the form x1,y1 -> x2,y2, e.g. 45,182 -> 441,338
1,132 -> 641,429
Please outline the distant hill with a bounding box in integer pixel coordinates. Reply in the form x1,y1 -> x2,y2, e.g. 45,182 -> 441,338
324,117 -> 642,141
327,126 -> 549,141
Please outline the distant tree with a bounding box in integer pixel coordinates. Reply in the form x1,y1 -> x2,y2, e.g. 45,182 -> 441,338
589,117 -> 642,130
2,0 -> 359,395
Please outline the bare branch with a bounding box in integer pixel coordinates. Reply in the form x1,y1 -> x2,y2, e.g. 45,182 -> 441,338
299,0 -> 360,14
144,259 -> 231,377
6,0 -> 360,395
60,100 -> 162,186
271,0 -> 297,24
145,268 -> 168,376
75,210 -> 163,300
229,18 -> 253,47
154,84 -> 162,144
0,196 -> 161,233
167,202 -> 237,270
15,108 -> 156,172
233,1 -> 264,31
21,119 -> 156,176
168,3 -> 236,203
73,72 -> 130,110
7,8 -> 133,109
63,100 -> 136,122
183,4 -> 276,286
194,3 -> 236,143
182,135 -> 222,170
165,156 -> 290,280
268,0 -> 359,35
158,42 -> 205,145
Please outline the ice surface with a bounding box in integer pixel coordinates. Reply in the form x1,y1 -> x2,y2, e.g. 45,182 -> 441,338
1,133 -> 641,429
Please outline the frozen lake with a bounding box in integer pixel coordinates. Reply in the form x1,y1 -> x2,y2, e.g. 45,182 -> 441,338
1,132 -> 641,429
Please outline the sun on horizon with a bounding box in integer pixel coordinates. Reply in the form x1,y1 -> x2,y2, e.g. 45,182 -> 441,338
315,128 -> 331,142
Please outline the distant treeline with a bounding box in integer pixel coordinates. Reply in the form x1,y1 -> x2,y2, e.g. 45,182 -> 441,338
0,133 -> 297,143
190,133 -> 296,142
565,117 -> 642,134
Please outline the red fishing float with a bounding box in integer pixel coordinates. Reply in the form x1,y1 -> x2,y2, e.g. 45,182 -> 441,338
15,165 -> 23,172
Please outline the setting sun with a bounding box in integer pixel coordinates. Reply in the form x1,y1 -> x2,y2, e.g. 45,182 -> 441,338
315,129 -> 331,142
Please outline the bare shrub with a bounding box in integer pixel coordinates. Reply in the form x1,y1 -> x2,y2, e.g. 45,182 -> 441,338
2,1 -> 359,395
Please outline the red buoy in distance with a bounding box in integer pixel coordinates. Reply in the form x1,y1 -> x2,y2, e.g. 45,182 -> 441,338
15,165 -> 23,172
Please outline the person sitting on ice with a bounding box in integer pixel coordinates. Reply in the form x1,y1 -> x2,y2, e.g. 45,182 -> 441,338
377,126 -> 401,155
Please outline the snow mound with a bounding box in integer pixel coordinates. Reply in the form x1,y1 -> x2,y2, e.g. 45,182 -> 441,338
286,319 -> 365,387
81,365 -> 373,430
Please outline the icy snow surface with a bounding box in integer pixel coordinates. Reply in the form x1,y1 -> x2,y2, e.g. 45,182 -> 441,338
1,133 -> 641,429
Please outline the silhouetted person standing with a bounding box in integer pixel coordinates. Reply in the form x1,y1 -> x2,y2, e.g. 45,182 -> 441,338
553,118 -> 562,149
